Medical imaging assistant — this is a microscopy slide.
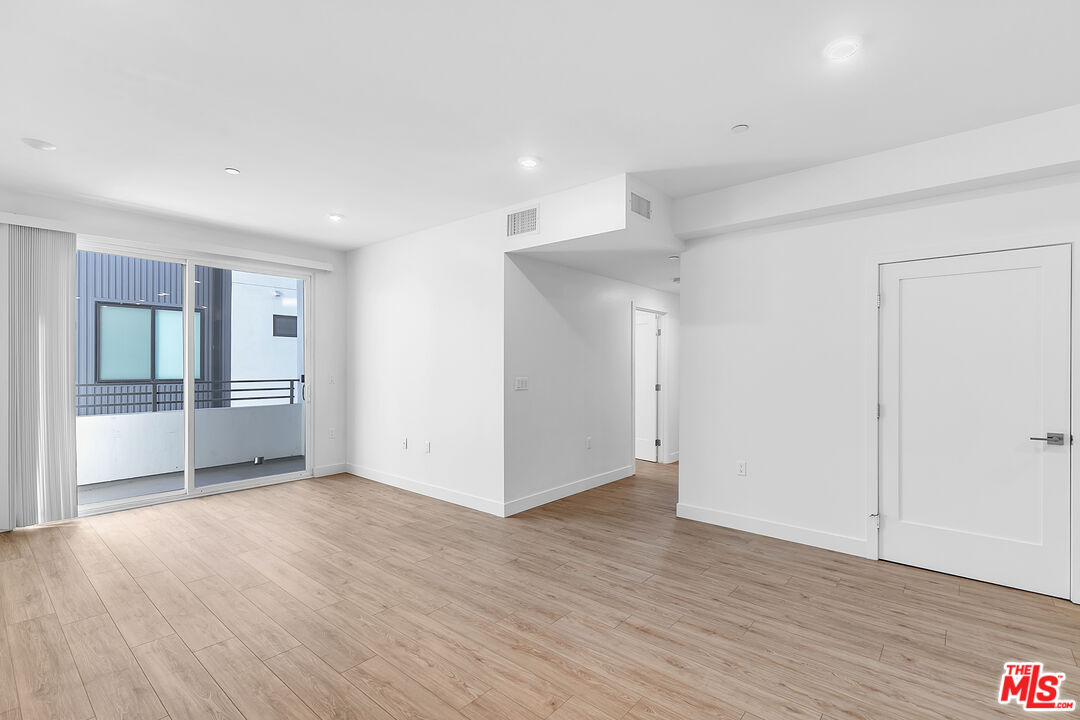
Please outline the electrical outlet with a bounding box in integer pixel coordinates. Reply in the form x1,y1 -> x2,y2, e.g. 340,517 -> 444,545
585,436 -> 592,450
328,427 -> 336,440
402,438 -> 408,450
514,376 -> 529,391
736,460 -> 748,477
425,441 -> 431,453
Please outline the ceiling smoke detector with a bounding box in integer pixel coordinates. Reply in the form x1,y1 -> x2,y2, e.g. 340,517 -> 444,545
730,124 -> 750,134
224,167 -> 240,175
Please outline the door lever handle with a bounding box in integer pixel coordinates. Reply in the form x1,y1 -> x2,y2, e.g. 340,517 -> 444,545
1030,433 -> 1066,446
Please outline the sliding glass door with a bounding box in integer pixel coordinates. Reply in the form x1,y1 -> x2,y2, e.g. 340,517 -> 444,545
193,266 -> 306,489
75,249 -> 310,511
75,251 -> 188,504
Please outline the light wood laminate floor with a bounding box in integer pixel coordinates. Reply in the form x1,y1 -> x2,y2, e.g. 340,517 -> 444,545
1,461 -> 1077,719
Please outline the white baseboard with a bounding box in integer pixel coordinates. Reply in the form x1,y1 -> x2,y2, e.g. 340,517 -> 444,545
663,450 -> 679,463
676,502 -> 868,557
345,464 -> 504,517
314,463 -> 346,477
504,465 -> 634,517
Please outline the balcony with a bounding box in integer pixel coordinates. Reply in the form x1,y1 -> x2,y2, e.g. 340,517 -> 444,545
76,378 -> 305,505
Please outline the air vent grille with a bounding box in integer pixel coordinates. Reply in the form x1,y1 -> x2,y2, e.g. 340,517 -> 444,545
507,207 -> 538,236
630,192 -> 652,219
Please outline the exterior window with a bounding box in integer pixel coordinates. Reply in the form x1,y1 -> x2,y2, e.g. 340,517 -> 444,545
98,305 -> 152,381
273,314 -> 298,338
155,309 -> 202,379
96,303 -> 203,382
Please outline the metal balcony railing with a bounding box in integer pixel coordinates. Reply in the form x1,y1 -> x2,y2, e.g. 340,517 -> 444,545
75,378 -> 302,415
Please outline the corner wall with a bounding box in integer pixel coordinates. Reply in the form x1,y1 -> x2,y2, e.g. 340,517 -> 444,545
504,254 -> 679,515
344,176 -> 633,516
345,212 -> 508,514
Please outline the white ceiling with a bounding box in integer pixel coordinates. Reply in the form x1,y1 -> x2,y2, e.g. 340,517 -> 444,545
3,1 -> 1080,250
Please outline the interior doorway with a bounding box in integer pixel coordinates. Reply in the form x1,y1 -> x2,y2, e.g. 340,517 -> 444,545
878,244 -> 1072,597
634,308 -> 661,462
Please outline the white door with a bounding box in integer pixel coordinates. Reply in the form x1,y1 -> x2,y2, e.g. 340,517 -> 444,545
635,310 -> 659,462
879,245 -> 1071,597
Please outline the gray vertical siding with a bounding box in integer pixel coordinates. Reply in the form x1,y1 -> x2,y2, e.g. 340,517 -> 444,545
75,251 -> 215,415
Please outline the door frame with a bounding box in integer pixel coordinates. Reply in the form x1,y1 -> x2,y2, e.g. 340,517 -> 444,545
865,232 -> 1077,602
631,304 -> 668,467
75,237 -> 317,515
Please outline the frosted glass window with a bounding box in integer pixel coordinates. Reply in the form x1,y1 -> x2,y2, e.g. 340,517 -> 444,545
98,306 -> 151,380
155,309 -> 201,379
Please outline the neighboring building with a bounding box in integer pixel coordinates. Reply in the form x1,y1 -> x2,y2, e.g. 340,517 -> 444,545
75,251 -> 302,415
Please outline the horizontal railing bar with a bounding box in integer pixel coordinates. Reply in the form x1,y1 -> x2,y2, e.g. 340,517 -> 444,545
196,388 -> 293,394
77,404 -> 185,410
196,397 -> 293,403
76,378 -> 298,387
77,396 -> 293,408
195,379 -> 294,385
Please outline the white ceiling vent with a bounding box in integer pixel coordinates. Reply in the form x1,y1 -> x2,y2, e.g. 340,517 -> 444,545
507,207 -> 538,236
630,192 -> 652,219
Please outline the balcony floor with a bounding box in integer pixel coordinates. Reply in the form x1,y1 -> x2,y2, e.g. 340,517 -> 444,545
77,455 -> 306,505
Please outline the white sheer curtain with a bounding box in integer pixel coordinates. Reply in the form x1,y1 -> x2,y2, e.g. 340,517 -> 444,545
7,224 -> 78,527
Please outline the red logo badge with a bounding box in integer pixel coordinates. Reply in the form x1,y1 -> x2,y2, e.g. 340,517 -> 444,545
999,663 -> 1076,712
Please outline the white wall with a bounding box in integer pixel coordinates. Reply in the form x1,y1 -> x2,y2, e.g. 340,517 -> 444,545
678,173 -> 1080,557
0,191 -> 348,478
504,254 -> 679,515
76,405 -> 305,485
345,211 -> 507,514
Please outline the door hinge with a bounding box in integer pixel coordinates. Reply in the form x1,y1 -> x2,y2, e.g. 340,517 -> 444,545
876,403 -> 881,420
655,439 -> 661,447
657,328 -> 662,336
876,294 -> 881,308
869,513 -> 880,529
655,384 -> 661,392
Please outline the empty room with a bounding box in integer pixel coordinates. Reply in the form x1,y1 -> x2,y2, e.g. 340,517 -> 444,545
2,2 -> 1080,718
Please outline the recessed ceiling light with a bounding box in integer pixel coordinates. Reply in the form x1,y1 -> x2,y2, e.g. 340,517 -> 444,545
22,137 -> 57,151
517,156 -> 542,169
730,124 -> 750,134
328,213 -> 345,223
823,36 -> 862,61
667,255 -> 680,261
224,167 -> 240,175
